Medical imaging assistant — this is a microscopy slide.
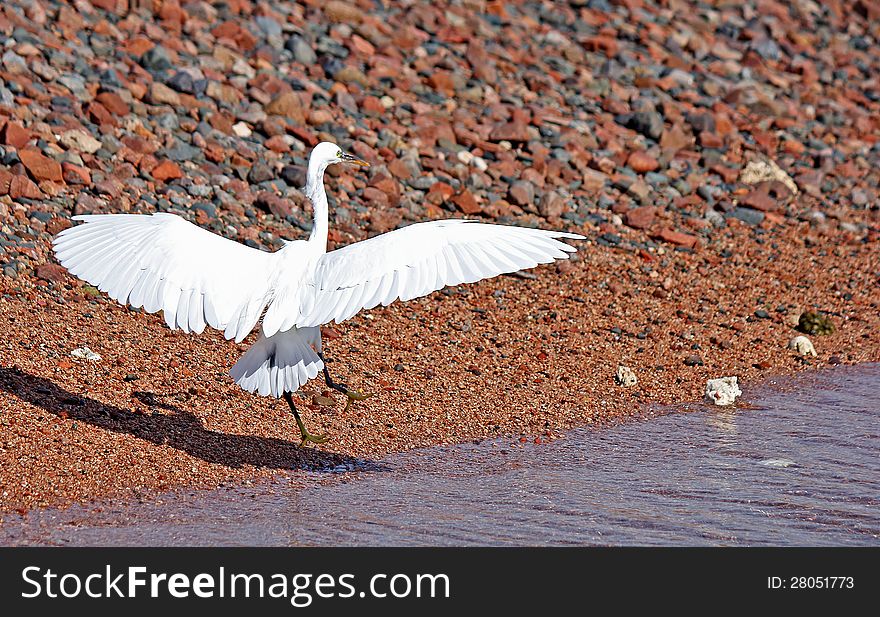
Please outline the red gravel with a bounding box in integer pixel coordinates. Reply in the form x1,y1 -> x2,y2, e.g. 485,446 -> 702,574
0,0 -> 879,515
2,218 -> 878,514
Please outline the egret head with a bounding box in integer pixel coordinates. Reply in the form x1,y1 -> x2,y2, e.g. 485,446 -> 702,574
310,141 -> 370,170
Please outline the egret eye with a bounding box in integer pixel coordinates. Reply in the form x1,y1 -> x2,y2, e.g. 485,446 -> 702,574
337,150 -> 343,158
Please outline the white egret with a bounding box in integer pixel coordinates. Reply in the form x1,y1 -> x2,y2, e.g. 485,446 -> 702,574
53,142 -> 584,444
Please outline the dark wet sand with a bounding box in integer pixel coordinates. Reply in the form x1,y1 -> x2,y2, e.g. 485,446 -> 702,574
3,364 -> 878,547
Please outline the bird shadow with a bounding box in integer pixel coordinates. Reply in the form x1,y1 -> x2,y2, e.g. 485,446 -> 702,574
0,367 -> 381,473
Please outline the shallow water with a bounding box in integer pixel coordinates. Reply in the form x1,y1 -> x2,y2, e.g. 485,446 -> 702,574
3,364 -> 879,546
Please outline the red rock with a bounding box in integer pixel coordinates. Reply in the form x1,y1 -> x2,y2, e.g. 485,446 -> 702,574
121,135 -> 158,155
204,143 -> 226,163
388,158 -> 414,180
0,169 -> 12,195
208,113 -> 235,135
87,102 -> 116,126
307,109 -> 333,125
95,178 -> 123,198
538,191 -> 567,219
46,217 -> 72,235
0,121 -> 31,149
61,162 -> 91,185
740,186 -> 778,212
582,35 -> 618,57
627,151 -> 659,173
490,118 -> 530,142
715,115 -> 735,136
555,260 -> 573,275
264,136 -> 289,153
795,170 -> 824,197
138,155 -> 159,174
211,21 -> 257,50
159,0 -> 185,24
855,0 -> 880,20
582,168 -> 608,193
451,190 -> 481,215
625,206 -> 657,230
508,181 -> 535,206
350,142 -> 378,165
96,91 -> 129,116
521,167 -> 545,187
34,263 -> 67,282
710,164 -> 739,184
698,131 -> 724,148
255,192 -> 294,219
467,40 -> 497,83
151,160 -> 183,182
368,208 -> 403,233
8,175 -> 43,199
319,326 -> 343,342
325,1 -> 364,24
428,70 -> 456,95
368,172 -> 401,207
659,124 -> 692,153
362,186 -> 390,208
90,0 -> 126,13
125,37 -> 154,56
19,149 -> 63,183
655,228 -> 698,248
264,92 -> 305,123
348,34 -> 375,56
360,96 -> 385,116
426,181 -> 455,205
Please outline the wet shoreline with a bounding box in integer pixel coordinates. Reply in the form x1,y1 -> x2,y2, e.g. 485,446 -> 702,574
3,363 -> 878,546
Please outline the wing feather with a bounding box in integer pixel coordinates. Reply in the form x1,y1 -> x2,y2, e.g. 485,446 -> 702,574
289,219 -> 583,328
53,213 -> 277,341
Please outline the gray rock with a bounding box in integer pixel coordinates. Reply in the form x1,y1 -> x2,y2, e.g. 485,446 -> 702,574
704,209 -> 725,228
286,36 -> 318,65
191,202 -> 217,219
686,112 -> 716,134
255,16 -> 282,38
624,111 -> 664,141
140,46 -> 172,72
280,165 -> 306,188
727,207 -> 765,226
164,141 -> 201,162
0,86 -> 13,107
187,184 -> 213,198
697,184 -> 721,205
751,37 -> 781,61
166,71 -> 195,94
409,176 -> 436,190
248,162 -> 275,184
57,74 -> 89,99
1,50 -> 27,73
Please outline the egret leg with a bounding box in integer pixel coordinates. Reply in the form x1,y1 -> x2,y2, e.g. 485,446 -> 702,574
318,353 -> 373,413
283,392 -> 329,445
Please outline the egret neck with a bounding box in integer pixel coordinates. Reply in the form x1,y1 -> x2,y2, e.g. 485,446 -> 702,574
304,155 -> 331,251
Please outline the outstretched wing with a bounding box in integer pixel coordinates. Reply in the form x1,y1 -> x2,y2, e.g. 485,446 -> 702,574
277,219 -> 583,333
53,213 -> 277,342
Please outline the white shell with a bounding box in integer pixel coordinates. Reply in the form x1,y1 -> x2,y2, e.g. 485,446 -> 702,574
788,335 -> 817,356
704,376 -> 742,406
70,346 -> 101,362
614,365 -> 638,387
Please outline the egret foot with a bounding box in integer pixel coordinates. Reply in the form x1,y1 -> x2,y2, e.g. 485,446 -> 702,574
319,353 -> 374,412
283,392 -> 329,446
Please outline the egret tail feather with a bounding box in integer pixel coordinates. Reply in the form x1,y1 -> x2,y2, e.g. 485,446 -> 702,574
230,327 -> 323,397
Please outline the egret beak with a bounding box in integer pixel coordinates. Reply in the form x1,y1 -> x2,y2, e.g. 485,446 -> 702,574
341,152 -> 370,168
